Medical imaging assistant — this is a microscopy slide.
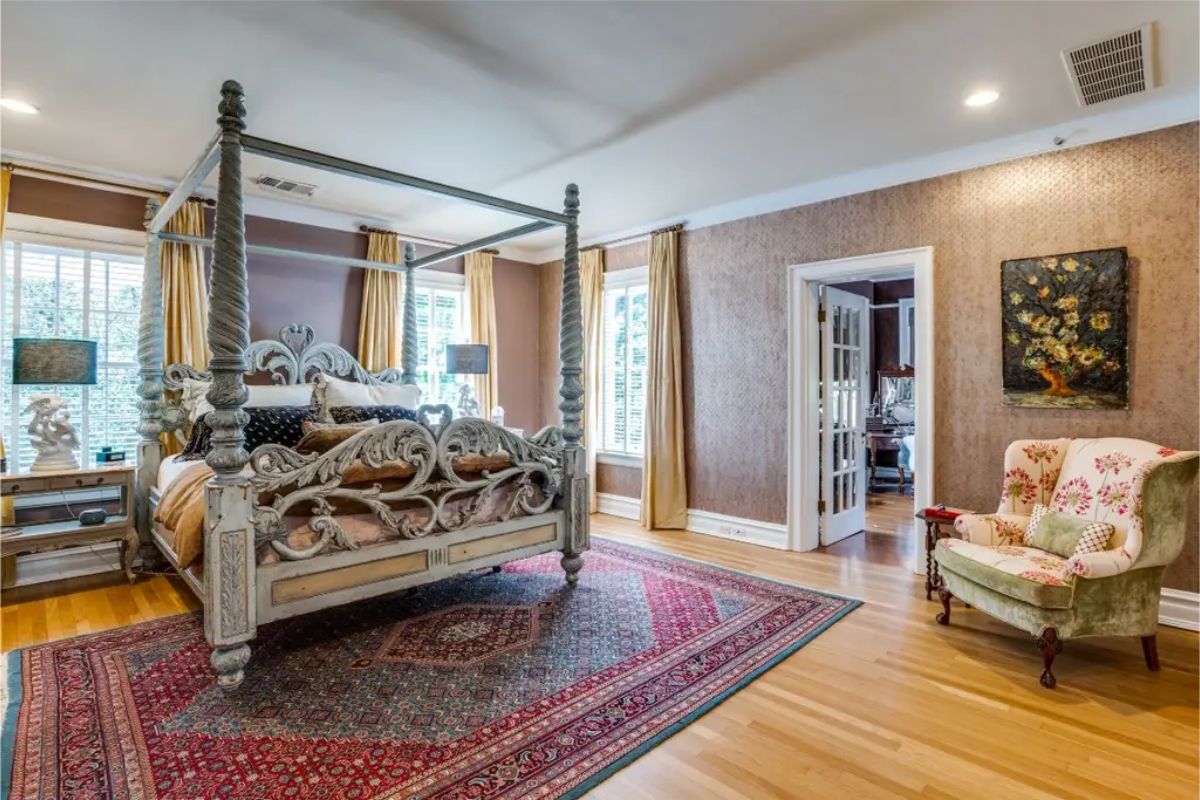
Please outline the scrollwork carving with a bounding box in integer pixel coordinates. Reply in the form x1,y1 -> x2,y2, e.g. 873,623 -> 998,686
247,418 -> 566,560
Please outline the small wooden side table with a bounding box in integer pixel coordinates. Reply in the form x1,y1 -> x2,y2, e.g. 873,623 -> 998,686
0,464 -> 139,584
915,509 -> 961,600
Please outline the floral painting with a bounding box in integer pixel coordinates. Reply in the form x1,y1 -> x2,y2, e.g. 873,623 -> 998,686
1001,247 -> 1128,409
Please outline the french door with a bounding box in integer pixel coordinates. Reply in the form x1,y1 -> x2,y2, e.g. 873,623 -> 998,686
820,286 -> 869,545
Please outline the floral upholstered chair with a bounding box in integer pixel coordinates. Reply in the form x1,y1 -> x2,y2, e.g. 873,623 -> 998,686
934,438 -> 1198,688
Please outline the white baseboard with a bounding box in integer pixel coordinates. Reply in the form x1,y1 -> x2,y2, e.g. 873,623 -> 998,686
1159,588 -> 1199,631
684,508 -> 789,550
595,493 -> 788,550
596,492 -> 641,521
8,543 -> 123,587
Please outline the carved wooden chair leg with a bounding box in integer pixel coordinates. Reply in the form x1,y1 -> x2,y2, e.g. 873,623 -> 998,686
1036,628 -> 1063,688
935,587 -> 952,625
561,552 -> 583,586
1141,635 -> 1160,671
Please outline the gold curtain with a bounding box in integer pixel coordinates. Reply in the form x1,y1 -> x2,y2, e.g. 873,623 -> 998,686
640,229 -> 688,529
162,199 -> 210,370
465,250 -> 499,416
160,199 -> 211,455
358,232 -> 405,372
579,248 -> 605,514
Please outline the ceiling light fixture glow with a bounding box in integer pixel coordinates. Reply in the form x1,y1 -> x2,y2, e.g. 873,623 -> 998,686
963,89 -> 1000,108
0,98 -> 40,114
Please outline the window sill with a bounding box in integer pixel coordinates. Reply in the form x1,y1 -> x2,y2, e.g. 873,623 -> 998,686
596,451 -> 643,469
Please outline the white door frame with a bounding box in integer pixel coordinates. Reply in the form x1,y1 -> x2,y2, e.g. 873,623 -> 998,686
786,246 -> 935,574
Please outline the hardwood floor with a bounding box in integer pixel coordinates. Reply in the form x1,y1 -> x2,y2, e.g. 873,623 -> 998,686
2,515 -> 1197,799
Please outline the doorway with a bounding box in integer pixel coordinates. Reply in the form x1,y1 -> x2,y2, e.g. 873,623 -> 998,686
786,247 -> 934,574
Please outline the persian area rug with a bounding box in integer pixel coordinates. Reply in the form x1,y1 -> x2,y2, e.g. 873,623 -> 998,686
2,539 -> 859,800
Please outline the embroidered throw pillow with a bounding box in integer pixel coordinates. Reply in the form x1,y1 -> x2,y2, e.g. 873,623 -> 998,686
1027,505 -> 1114,559
301,417 -> 378,434
328,405 -> 420,425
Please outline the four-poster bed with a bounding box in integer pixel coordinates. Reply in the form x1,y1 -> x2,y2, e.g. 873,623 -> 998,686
136,80 -> 588,689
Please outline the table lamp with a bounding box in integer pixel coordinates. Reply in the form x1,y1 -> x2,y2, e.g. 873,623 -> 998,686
445,344 -> 488,419
12,338 -> 97,472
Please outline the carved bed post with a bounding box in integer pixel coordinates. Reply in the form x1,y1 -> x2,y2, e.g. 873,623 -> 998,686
203,80 -> 257,690
135,198 -> 165,561
558,184 -> 588,585
401,241 -> 418,386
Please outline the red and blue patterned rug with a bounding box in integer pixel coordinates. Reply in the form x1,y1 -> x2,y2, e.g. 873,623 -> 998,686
2,539 -> 858,800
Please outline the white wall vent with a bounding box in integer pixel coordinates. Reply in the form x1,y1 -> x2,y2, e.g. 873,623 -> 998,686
252,175 -> 317,198
1062,24 -> 1155,107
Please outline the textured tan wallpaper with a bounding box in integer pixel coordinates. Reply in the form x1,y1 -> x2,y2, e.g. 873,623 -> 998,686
548,124 -> 1199,590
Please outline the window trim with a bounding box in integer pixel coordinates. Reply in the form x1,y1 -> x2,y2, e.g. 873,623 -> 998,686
596,265 -> 649,463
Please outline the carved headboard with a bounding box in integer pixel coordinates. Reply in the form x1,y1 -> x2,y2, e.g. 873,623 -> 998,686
160,324 -> 411,434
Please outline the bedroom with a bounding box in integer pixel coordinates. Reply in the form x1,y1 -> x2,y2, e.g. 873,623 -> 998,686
1,2 -> 1197,798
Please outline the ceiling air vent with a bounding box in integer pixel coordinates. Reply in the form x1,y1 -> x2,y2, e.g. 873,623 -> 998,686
1062,23 -> 1155,107
253,175 -> 317,198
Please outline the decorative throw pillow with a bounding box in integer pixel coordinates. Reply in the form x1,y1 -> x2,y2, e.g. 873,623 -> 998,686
295,423 -> 379,455
328,405 -> 420,425
301,417 -> 378,435
1023,503 -> 1051,545
318,374 -> 421,410
178,406 -> 310,460
178,416 -> 214,461
1026,504 -> 1115,559
192,382 -> 317,420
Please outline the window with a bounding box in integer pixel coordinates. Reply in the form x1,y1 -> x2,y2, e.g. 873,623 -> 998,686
898,297 -> 915,368
2,239 -> 144,472
412,272 -> 469,407
599,266 -> 648,460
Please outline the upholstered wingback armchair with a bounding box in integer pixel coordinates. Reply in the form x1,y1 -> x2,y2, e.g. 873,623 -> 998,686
934,437 -> 1198,688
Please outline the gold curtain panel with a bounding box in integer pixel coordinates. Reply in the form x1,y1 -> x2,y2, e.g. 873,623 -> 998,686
358,232 -> 404,373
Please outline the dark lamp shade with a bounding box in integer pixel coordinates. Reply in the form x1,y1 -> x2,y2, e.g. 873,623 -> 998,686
445,344 -> 489,375
12,338 -> 98,385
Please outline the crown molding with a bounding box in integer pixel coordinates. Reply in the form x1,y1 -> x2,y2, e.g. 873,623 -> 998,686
527,92 -> 1199,264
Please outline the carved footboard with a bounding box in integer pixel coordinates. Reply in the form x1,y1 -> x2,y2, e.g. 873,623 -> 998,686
249,417 -> 566,561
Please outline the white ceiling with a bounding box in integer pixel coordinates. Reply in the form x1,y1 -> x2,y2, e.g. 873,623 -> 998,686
2,1 -> 1197,262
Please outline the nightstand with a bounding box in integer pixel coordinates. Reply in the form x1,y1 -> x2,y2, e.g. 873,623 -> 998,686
0,464 -> 139,584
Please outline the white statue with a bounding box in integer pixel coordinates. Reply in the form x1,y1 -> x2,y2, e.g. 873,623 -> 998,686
456,382 -> 480,419
24,392 -> 81,472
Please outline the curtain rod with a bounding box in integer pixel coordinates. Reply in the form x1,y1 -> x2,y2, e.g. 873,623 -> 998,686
581,221 -> 685,252
3,162 -> 215,205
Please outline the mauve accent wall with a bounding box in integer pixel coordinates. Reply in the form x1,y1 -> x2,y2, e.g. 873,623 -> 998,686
541,124 -> 1199,592
7,177 -> 545,434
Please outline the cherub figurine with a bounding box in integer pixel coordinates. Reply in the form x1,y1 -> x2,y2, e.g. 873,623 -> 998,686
24,392 -> 81,471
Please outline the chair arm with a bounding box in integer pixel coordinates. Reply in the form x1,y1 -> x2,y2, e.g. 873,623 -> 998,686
953,513 -> 1030,546
1064,546 -> 1134,579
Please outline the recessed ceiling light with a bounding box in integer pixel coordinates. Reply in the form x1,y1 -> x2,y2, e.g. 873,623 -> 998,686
963,89 -> 1000,108
0,98 -> 40,114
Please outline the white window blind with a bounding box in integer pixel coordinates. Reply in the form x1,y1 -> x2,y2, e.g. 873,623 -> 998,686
412,281 -> 468,407
2,240 -> 144,473
599,268 -> 648,456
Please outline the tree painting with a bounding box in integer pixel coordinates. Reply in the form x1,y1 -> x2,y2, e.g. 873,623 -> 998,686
1000,248 -> 1128,409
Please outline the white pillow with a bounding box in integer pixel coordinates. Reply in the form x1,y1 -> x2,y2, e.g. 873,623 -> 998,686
319,373 -> 421,409
192,382 -> 316,419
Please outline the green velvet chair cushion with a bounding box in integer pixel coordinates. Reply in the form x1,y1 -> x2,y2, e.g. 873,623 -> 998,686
935,540 -> 1074,609
1028,506 -> 1114,558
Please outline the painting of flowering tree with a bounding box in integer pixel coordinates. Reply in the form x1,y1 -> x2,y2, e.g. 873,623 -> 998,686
1001,247 -> 1128,409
